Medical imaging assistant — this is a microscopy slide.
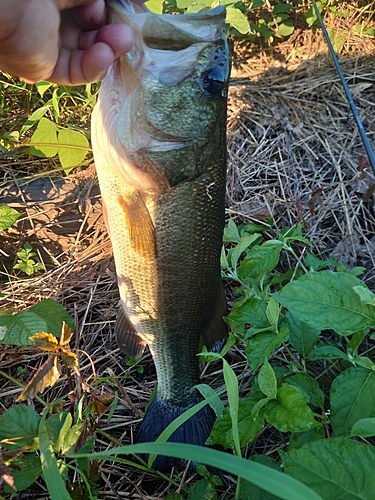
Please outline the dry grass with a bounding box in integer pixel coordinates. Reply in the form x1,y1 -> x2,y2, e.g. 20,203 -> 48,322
1,10 -> 375,498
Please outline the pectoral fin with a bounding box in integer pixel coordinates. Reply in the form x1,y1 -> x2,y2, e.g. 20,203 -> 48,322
118,191 -> 157,260
201,287 -> 228,352
116,303 -> 146,359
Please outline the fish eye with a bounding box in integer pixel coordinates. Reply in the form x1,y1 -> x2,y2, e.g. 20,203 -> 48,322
201,67 -> 226,96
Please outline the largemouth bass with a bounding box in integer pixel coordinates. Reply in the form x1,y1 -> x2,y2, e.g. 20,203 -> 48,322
91,0 -> 229,470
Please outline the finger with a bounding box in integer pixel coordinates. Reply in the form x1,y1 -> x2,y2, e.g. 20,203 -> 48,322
49,25 -> 133,85
79,24 -> 133,55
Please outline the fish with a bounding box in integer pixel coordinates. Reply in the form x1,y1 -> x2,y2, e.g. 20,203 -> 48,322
91,0 -> 230,470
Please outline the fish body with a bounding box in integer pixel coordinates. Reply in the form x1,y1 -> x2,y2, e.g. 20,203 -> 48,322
91,0 -> 229,470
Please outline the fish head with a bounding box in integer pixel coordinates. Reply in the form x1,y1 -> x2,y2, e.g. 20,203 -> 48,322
94,2 -> 230,191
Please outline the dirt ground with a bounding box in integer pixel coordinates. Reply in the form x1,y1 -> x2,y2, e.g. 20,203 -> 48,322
1,14 -> 375,499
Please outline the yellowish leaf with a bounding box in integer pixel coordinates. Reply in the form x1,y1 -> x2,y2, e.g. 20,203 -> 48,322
17,354 -> 61,401
59,321 -> 73,346
60,349 -> 78,367
30,332 -> 58,351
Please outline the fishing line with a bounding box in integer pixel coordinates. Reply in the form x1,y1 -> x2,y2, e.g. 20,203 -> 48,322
311,0 -> 375,175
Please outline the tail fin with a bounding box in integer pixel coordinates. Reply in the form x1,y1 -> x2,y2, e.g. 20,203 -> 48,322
136,396 -> 215,471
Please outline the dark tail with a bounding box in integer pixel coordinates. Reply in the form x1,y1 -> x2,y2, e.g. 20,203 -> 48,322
136,396 -> 215,471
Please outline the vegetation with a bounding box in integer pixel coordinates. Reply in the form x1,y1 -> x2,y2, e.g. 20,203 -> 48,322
1,0 -> 375,498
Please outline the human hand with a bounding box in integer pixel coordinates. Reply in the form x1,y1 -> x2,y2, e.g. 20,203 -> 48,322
0,0 -> 135,85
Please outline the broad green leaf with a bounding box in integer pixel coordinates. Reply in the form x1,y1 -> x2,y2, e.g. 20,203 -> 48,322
4,455 -> 42,493
350,418 -> 375,438
46,412 -> 73,453
186,3 -> 208,13
264,384 -> 320,432
39,411 -> 73,500
36,81 -> 53,97
330,367 -> 375,437
230,233 -> 261,269
284,311 -> 321,357
223,218 -> 240,243
30,299 -> 75,337
226,7 -> 250,34
146,0 -> 163,12
273,271 -> 375,335
246,327 -> 288,370
273,3 -> 291,13
238,242 -> 282,281
58,129 -> 89,174
188,479 -> 217,499
71,443 -> 323,500
266,298 -> 279,329
0,311 -> 48,345
165,494 -> 184,500
288,428 -> 325,451
304,252 -> 337,272
207,396 -> 264,450
281,437 -> 375,500
0,405 -> 40,450
29,117 -> 58,157
228,295 -> 268,331
0,205 -> 21,230
286,373 -> 325,409
274,21 -> 294,37
19,105 -> 50,136
353,286 -> 375,306
223,357 -> 241,456
307,344 -> 348,361
258,361 -> 277,399
240,455 -> 281,500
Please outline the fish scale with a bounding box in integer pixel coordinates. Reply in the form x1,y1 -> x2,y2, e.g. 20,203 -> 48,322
92,0 -> 230,470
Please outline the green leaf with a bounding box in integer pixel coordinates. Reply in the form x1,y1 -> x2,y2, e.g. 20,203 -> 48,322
274,21 -> 294,38
20,105 -> 51,136
29,117 -> 58,157
188,479 -> 217,499
286,372 -> 325,409
240,455 -> 281,500
146,0 -> 163,12
350,418 -> 375,438
306,344 -> 348,361
330,367 -> 375,437
246,327 -> 288,370
238,242 -> 282,281
353,286 -> 375,306
72,443 -> 323,500
281,437 -> 375,500
228,295 -> 269,331
0,312 -> 48,346
46,412 -> 82,455
273,271 -> 375,335
264,384 -> 320,432
284,312 -> 321,357
207,396 -> 265,450
258,360 -> 277,399
165,494 -> 184,500
0,405 -> 40,450
30,299 -> 75,337
57,129 -> 89,174
0,205 -> 21,230
5,455 -> 42,493
266,298 -> 279,329
223,218 -> 241,243
288,428 -> 325,451
226,7 -> 250,34
39,410 -> 73,500
305,252 -> 337,272
36,81 -> 53,97
230,233 -> 261,269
